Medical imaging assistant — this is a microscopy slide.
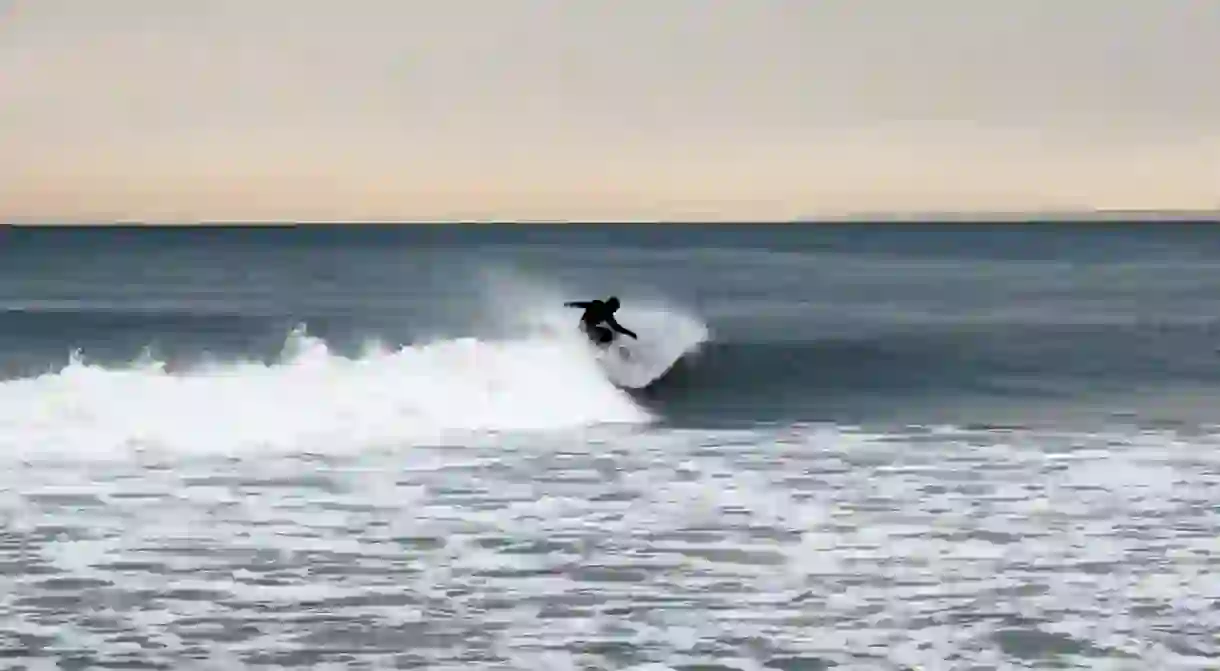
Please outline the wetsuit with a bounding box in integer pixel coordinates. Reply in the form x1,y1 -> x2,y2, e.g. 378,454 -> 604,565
564,297 -> 638,345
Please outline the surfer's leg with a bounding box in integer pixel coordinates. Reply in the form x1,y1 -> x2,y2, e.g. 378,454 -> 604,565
591,325 -> 614,345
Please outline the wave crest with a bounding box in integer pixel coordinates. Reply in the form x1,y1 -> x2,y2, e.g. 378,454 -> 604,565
0,324 -> 658,458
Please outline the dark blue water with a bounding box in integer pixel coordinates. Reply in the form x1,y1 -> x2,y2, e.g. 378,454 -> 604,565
4,222 -> 1220,428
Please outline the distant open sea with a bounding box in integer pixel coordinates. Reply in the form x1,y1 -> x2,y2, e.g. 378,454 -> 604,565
0,222 -> 1217,670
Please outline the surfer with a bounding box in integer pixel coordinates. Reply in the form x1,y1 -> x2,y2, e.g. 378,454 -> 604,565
564,296 -> 638,346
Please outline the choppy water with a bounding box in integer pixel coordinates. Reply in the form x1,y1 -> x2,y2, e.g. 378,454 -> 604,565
0,223 -> 1218,669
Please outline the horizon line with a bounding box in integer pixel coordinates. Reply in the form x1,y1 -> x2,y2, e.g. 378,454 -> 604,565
3,208 -> 1220,227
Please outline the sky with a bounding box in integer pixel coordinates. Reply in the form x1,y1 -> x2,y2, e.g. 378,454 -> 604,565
2,0 -> 1218,222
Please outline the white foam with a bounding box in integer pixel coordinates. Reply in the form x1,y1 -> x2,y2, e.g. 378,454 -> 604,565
2,421 -> 1219,667
0,323 -> 670,459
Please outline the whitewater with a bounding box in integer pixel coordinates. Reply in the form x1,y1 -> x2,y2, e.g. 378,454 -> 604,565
1,223 -> 1218,670
0,302 -> 709,457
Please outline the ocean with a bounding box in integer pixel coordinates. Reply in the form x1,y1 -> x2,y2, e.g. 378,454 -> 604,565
0,223 -> 1217,670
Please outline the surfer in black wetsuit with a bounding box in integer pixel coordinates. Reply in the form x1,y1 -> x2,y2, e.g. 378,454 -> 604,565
564,296 -> 638,346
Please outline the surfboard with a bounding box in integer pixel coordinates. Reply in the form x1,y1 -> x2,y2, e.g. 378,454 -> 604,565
591,338 -> 686,390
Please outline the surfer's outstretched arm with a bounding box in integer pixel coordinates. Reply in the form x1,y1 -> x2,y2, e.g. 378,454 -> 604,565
606,317 -> 638,339
564,301 -> 594,309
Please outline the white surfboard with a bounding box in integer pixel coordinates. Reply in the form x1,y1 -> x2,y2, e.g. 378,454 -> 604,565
592,339 -> 686,389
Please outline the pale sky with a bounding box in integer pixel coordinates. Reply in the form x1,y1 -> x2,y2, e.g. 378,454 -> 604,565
2,0 -> 1218,221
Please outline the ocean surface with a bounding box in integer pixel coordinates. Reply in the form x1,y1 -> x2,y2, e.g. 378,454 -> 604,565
0,222 -> 1218,670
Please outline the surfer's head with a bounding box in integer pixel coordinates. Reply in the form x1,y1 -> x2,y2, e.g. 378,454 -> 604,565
605,296 -> 620,311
